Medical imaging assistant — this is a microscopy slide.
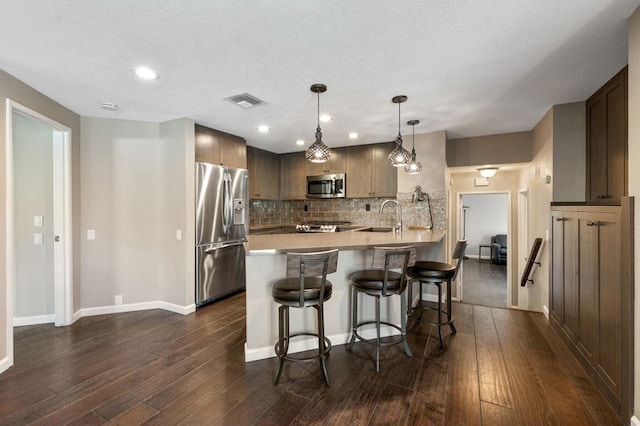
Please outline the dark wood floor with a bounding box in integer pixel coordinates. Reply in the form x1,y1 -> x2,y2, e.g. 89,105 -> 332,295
1,293 -> 621,425
462,258 -> 508,308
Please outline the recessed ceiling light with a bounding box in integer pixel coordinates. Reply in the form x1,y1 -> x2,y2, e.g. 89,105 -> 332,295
295,139 -> 305,146
133,66 -> 159,80
319,114 -> 332,122
100,102 -> 118,111
257,125 -> 270,133
348,132 -> 359,139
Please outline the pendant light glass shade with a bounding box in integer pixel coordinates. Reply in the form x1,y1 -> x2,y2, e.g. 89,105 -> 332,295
404,119 -> 422,174
388,95 -> 411,167
306,84 -> 331,163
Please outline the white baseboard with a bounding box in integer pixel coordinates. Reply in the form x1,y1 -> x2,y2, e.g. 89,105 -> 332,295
542,305 -> 549,319
13,314 -> 55,327
0,355 -> 11,375
245,326 -> 402,362
77,300 -> 195,318
631,415 -> 640,426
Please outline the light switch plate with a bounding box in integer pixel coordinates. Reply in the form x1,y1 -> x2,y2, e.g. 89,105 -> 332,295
176,229 -> 182,240
87,229 -> 96,240
33,216 -> 43,227
33,233 -> 43,245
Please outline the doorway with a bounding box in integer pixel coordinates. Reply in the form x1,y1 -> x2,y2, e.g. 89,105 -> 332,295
457,191 -> 510,307
5,100 -> 73,366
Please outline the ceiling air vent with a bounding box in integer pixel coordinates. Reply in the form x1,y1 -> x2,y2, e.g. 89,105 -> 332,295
224,93 -> 266,109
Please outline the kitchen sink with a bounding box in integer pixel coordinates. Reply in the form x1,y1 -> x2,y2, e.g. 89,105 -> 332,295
355,227 -> 393,233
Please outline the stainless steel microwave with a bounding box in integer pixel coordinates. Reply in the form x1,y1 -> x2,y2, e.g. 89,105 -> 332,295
306,173 -> 346,198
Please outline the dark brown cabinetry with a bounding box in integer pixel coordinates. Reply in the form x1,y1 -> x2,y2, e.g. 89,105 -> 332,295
247,146 -> 279,200
550,201 -> 633,421
586,67 -> 627,205
195,124 -> 247,168
279,152 -> 307,200
346,142 -> 397,198
305,147 -> 346,176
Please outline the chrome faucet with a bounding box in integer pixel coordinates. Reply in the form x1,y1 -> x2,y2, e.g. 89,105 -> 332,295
380,199 -> 402,234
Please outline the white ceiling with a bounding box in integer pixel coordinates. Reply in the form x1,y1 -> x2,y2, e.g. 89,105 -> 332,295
0,1 -> 638,153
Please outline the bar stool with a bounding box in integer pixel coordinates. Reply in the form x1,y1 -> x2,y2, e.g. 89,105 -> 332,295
347,245 -> 416,372
406,239 -> 467,348
272,249 -> 338,385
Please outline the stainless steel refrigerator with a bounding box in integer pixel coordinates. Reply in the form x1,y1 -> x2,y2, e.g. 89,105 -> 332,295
195,162 -> 248,306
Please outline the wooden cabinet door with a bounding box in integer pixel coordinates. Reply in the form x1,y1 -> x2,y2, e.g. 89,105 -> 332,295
371,142 -> 397,198
346,145 -> 372,198
195,124 -> 221,164
550,212 -> 565,325
280,152 -> 306,200
195,124 -> 246,168
595,211 -> 622,399
247,147 -> 279,200
577,214 -> 598,364
586,67 -> 627,205
561,214 -> 578,341
220,137 -> 247,169
306,147 -> 346,175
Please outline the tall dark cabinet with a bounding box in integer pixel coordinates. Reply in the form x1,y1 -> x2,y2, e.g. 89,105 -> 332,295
586,67 -> 627,205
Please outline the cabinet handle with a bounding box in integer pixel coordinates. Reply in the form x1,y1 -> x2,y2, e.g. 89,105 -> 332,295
596,194 -> 609,199
587,221 -> 599,227
555,217 -> 565,222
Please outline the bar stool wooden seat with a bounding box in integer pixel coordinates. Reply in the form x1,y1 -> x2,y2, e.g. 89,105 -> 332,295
406,239 -> 467,348
347,245 -> 416,372
272,249 -> 338,385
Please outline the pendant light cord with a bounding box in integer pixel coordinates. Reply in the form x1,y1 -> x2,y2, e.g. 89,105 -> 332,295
317,91 -> 320,129
397,102 -> 401,136
412,124 -> 415,149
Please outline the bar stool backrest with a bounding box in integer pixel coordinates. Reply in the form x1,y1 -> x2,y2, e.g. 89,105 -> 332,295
285,249 -> 339,306
452,239 -> 468,281
372,245 -> 416,296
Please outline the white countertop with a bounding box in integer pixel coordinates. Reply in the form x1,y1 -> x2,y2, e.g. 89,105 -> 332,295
245,228 -> 446,255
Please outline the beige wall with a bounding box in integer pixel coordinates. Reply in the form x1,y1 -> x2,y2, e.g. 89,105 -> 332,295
447,131 -> 532,167
628,6 -> 640,421
80,117 -> 194,309
158,118 -> 195,306
552,102 -> 586,202
397,130 -> 446,193
519,108 -> 553,313
0,69 -> 81,373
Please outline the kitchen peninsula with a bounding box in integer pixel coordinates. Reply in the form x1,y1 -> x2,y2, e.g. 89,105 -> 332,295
244,228 -> 446,361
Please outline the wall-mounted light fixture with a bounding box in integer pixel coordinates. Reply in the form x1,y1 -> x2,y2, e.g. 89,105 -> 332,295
478,167 -> 499,178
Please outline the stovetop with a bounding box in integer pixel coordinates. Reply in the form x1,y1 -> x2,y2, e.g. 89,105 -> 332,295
296,221 -> 352,233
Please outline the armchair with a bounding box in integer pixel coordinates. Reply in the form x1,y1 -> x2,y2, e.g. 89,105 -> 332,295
491,234 -> 507,264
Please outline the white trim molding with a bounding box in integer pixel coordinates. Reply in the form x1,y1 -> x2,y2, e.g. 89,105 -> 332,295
13,315 -> 55,327
77,301 -> 196,318
0,355 -> 11,375
630,415 -> 640,426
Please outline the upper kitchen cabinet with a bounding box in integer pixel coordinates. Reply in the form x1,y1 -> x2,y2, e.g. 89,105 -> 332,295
586,67 -> 627,205
280,151 -> 307,200
305,147 -> 346,176
195,124 -> 247,169
247,146 -> 279,200
346,142 -> 397,198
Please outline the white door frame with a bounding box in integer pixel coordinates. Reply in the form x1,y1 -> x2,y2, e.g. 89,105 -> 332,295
5,99 -> 73,366
517,188 -> 529,308
456,190 -> 513,306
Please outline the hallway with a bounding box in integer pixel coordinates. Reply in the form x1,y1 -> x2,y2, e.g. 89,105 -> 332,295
462,258 -> 508,308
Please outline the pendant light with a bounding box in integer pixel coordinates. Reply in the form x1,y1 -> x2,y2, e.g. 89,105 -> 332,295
305,83 -> 331,163
388,95 -> 412,167
404,119 -> 422,174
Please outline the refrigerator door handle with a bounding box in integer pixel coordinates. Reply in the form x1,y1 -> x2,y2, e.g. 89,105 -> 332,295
203,241 -> 245,253
222,172 -> 232,235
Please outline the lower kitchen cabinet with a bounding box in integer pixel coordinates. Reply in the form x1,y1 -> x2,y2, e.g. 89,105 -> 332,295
550,200 -> 633,421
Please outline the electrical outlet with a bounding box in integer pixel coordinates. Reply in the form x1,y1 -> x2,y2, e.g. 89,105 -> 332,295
304,204 -> 308,212
115,295 -> 123,305
33,216 -> 43,227
33,233 -> 43,245
365,204 -> 370,211
176,229 -> 182,240
87,229 -> 96,240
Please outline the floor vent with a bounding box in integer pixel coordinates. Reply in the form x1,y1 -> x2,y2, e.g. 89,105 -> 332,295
224,93 -> 266,109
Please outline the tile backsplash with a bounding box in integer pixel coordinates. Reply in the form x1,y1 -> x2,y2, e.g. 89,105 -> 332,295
249,191 -> 446,230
